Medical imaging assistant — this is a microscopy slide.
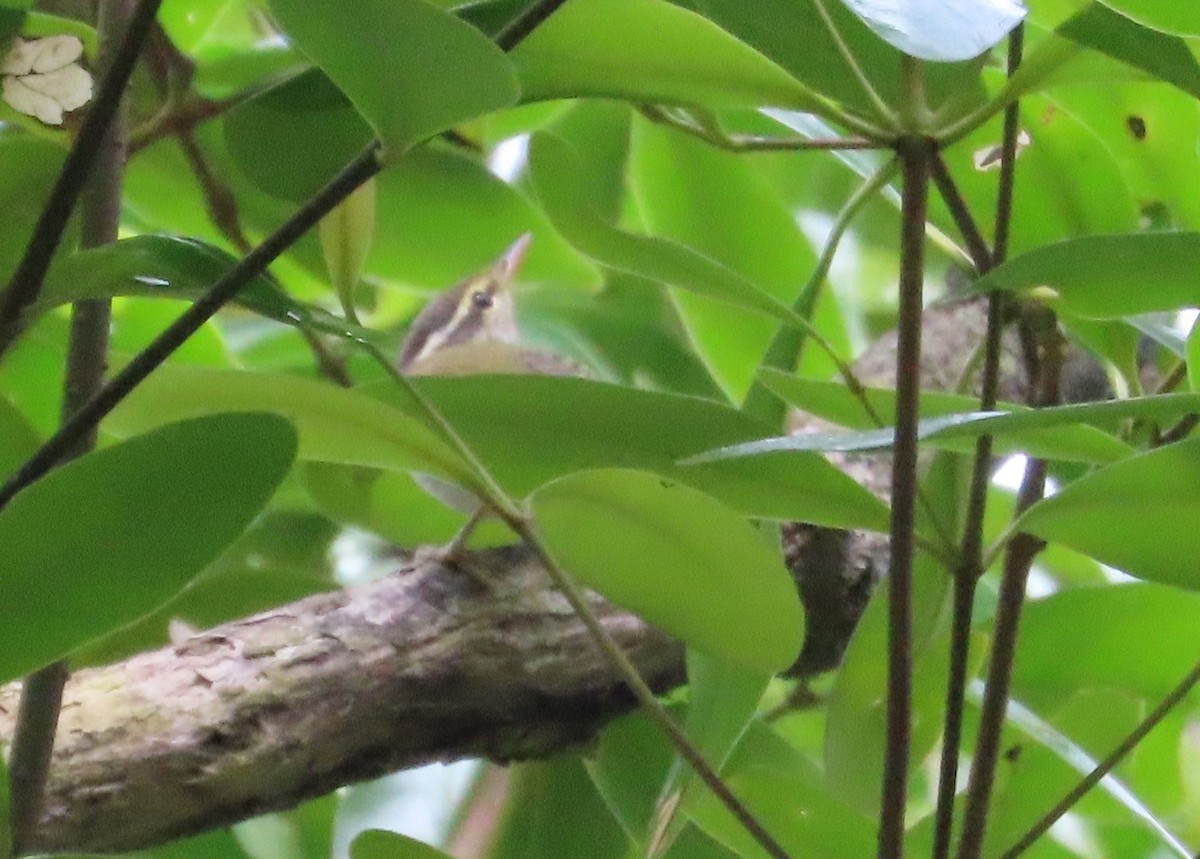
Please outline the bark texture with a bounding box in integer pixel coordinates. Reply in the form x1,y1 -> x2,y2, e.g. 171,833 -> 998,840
0,296 -> 1050,853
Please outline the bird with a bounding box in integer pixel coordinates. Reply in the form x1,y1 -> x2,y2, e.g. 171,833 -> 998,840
396,234 -> 584,565
398,233 -> 582,378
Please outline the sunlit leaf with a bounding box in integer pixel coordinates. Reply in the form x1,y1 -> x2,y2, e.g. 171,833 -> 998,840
105,364 -> 479,491
531,468 -> 804,673
1018,437 -> 1200,588
972,232 -> 1200,317
511,0 -> 824,112
528,133 -> 809,331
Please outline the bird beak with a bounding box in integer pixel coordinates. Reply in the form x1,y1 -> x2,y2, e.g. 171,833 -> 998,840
493,233 -> 533,286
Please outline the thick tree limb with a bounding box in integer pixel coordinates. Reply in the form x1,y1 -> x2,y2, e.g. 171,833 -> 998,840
0,296 -> 1055,854
1,548 -> 682,854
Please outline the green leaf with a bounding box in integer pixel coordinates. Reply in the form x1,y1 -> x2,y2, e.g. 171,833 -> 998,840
747,369 -> 1134,464
1096,1 -> 1200,36
489,757 -> 629,859
0,413 -> 296,682
1059,3 -> 1200,100
1013,583 -> 1200,704
627,116 -> 817,402
972,232 -> 1200,317
267,0 -> 519,156
105,365 -> 479,492
350,829 -> 453,859
530,468 -> 803,673
695,0 -> 987,123
0,394 -> 40,480
510,0 -> 824,112
320,176 -> 377,319
528,133 -> 812,333
397,374 -> 889,532
649,651 -> 769,855
223,68 -> 374,202
38,235 -> 383,343
0,133 -> 67,284
688,721 -> 874,858
1018,436 -> 1200,588
686,391 -> 1139,469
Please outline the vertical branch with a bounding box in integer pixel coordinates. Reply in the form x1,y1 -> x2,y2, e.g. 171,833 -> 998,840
932,25 -> 1024,858
7,0 -> 133,851
877,129 -> 934,858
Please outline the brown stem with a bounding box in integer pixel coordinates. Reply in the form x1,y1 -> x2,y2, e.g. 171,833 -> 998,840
6,0 -> 133,850
877,132 -> 934,859
955,323 -> 1058,859
931,26 -> 1025,858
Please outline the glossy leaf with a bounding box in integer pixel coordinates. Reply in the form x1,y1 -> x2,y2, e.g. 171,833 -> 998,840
267,0 -> 518,156
350,829 -> 453,859
0,413 -> 296,682
838,0 -> 1025,61
531,468 -> 804,673
686,390 -> 1141,468
104,365 -> 479,491
745,369 -> 1134,464
528,133 -> 810,332
390,374 -> 890,532
1018,437 -> 1200,588
971,232 -> 1200,318
37,234 -> 382,343
511,0 -> 824,112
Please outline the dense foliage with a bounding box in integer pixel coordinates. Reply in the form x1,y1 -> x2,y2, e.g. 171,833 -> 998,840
2,0 -> 1200,857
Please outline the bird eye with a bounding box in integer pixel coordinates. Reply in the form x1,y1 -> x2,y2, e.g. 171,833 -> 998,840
471,291 -> 494,310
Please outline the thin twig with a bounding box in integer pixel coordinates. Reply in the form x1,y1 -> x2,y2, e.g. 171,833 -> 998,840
810,0 -> 898,127
999,658 -> 1200,858
929,155 -> 992,272
877,128 -> 934,858
931,27 -> 1023,858
956,318 -> 1058,859
637,105 -> 881,153
0,0 -> 165,359
0,146 -> 383,513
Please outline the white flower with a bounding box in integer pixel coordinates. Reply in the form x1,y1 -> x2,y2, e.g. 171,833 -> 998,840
1,35 -> 93,125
